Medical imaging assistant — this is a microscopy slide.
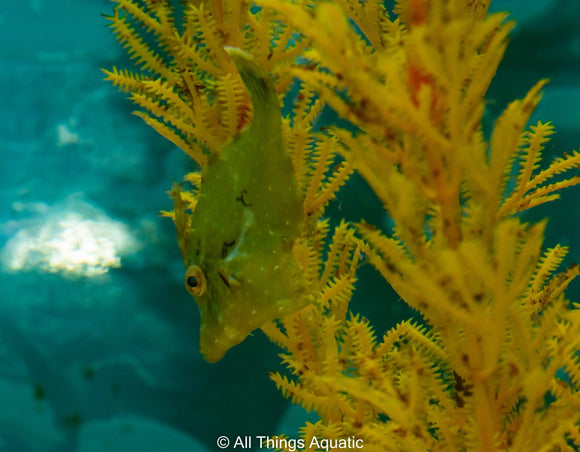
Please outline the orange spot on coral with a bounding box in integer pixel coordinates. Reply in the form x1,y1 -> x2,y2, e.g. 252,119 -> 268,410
407,62 -> 444,125
409,0 -> 429,25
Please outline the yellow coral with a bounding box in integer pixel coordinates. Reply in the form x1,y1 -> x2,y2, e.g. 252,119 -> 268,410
107,0 -> 580,449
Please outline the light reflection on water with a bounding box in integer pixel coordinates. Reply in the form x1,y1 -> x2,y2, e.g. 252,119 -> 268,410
1,198 -> 139,277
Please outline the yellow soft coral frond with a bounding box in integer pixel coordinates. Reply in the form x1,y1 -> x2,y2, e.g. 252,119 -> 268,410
528,263 -> 580,313
336,0 -> 391,50
268,18 -> 309,69
290,220 -> 330,289
499,121 -> 580,217
182,2 -> 231,72
283,86 -> 323,193
343,313 -> 378,358
489,80 -> 548,206
270,373 -> 323,413
133,110 -> 207,166
214,73 -> 252,138
140,78 -> 199,129
102,66 -> 144,93
317,221 -> 359,288
516,121 -> 554,188
107,1 -> 580,450
527,245 -> 569,296
108,0 -> 276,167
515,176 -> 580,213
375,320 -> 447,363
303,136 -> 353,219
529,149 -> 580,189
108,5 -> 175,80
114,0 -> 168,36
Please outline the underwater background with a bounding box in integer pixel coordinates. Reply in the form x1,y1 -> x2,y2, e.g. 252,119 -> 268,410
0,0 -> 578,451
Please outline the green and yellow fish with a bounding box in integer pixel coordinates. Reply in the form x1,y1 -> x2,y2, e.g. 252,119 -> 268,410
173,48 -> 308,362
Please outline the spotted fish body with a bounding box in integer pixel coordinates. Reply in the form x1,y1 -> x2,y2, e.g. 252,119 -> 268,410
178,48 -> 307,362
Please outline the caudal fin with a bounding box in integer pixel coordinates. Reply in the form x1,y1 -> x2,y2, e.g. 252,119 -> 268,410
225,47 -> 280,129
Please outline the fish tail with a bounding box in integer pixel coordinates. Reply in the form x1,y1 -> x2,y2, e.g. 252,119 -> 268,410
225,47 -> 280,128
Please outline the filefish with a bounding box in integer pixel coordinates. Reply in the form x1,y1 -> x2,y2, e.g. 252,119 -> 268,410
174,48 -> 307,362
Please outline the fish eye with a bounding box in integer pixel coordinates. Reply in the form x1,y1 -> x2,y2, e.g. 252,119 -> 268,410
184,265 -> 206,297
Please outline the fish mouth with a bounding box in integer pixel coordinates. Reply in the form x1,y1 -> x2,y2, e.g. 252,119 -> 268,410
199,323 -> 248,363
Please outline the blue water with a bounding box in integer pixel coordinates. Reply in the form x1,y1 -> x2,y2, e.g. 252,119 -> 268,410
0,1 -> 578,451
